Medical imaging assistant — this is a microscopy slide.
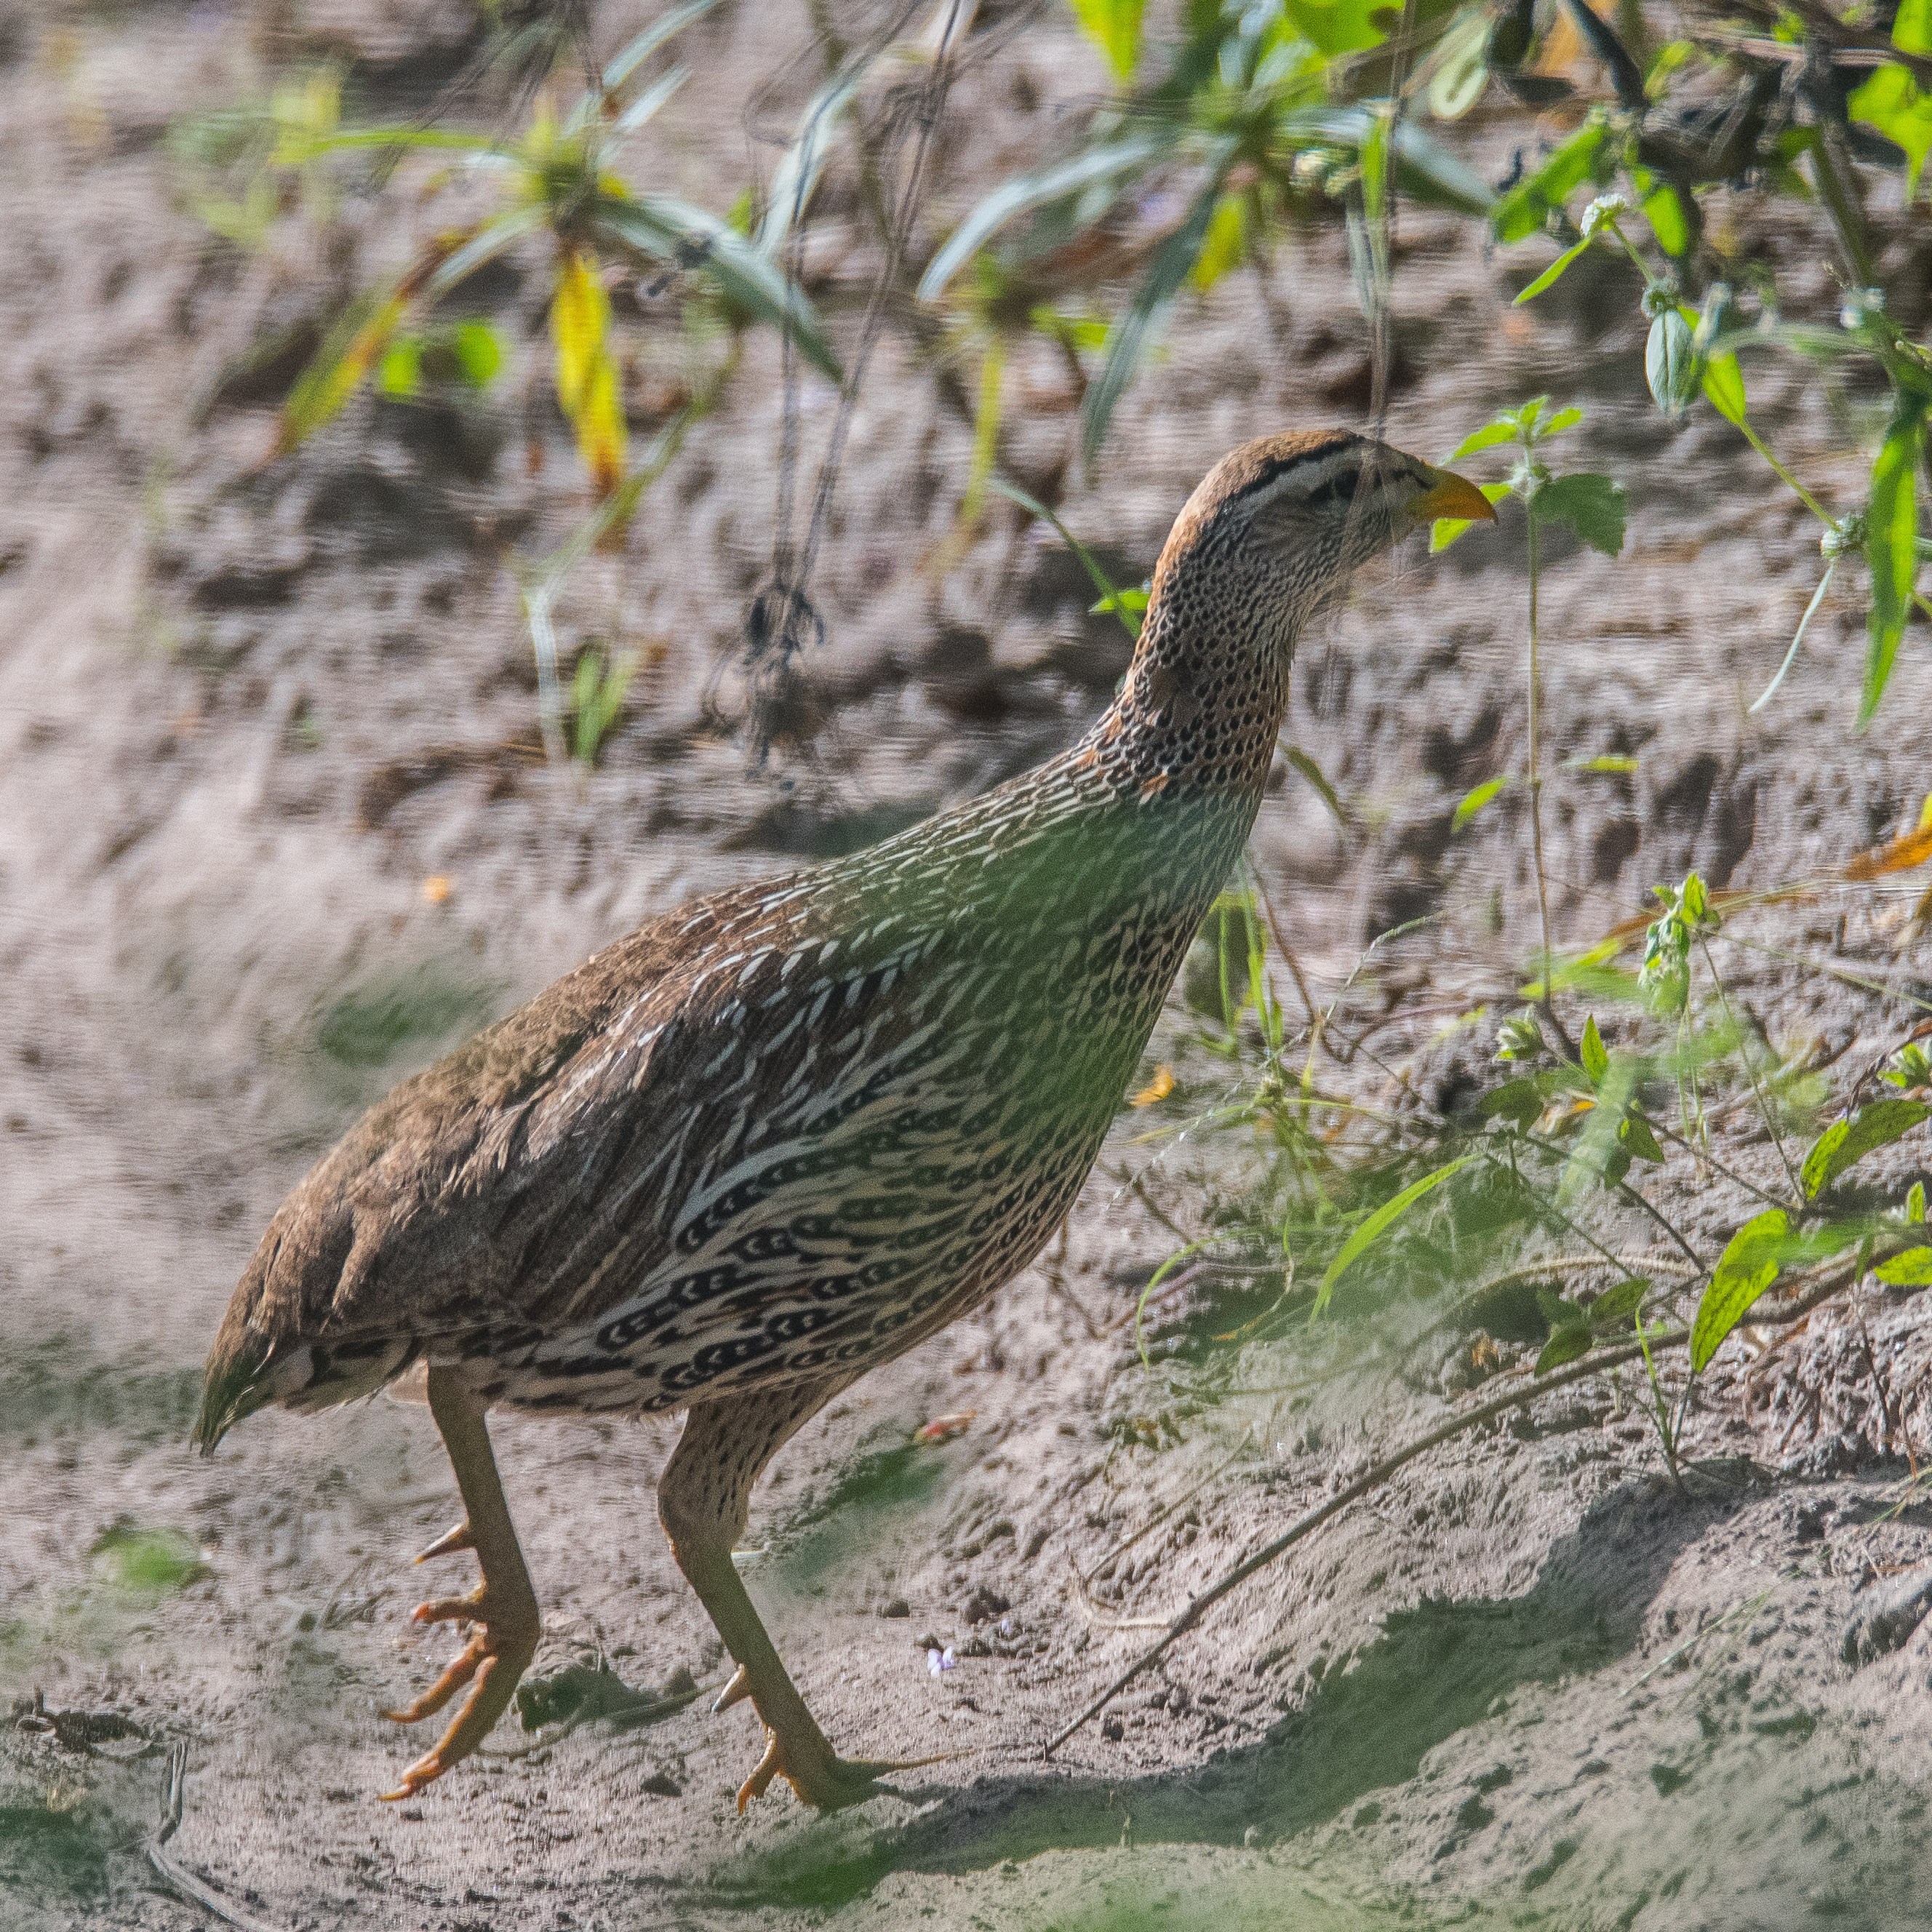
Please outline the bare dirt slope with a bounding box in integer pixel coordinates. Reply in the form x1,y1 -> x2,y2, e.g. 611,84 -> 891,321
5,1 -> 1932,1928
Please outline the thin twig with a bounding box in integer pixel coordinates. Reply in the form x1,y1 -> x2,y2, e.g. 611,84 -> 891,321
1045,1252 -> 1866,1754
1698,935 -> 1803,1202
145,1745 -> 291,1932
1080,1424 -> 1256,1584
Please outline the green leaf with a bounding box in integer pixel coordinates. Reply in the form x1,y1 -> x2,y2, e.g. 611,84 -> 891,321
1274,107 -> 1496,215
1515,236 -> 1592,304
1453,775 -> 1509,828
1537,1285 -> 1588,1327
1540,404 -> 1586,439
1432,480 -> 1512,551
1283,0 -> 1389,57
589,0 -> 722,108
1910,1180 -> 1926,1223
1446,418 -> 1519,462
447,319 -> 505,387
1877,1245 -> 1932,1285
378,335 -> 422,397
1315,1154 -> 1476,1313
1479,1076 -> 1549,1125
1801,1098 -> 1932,1199
1530,473 -> 1626,556
1082,154 -> 1232,463
1859,404 -> 1926,730
423,205 -> 550,303
1646,308 -> 1697,415
589,193 -> 841,380
1191,193 -> 1248,292
1563,754 -> 1639,773
1580,1014 -> 1608,1087
1851,63 -> 1932,199
1535,1324 -> 1594,1373
1491,119 -> 1608,244
1069,0 -> 1146,79
1691,1208 -> 1789,1371
1089,584 -> 1150,618
917,133 -> 1173,301
1590,1276 -> 1648,1326
757,62 -> 869,252
1701,351 -> 1748,428
279,284 -> 410,452
1619,1112 -> 1665,1163
989,475 -> 1141,639
1640,180 -> 1691,256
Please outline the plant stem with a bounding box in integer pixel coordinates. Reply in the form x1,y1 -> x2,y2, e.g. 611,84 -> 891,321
1696,934 -> 1804,1202
1525,504 -> 1558,1030
1733,418 -> 1832,524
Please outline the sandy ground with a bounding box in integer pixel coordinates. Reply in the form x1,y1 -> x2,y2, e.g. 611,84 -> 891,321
6,1 -> 1932,1927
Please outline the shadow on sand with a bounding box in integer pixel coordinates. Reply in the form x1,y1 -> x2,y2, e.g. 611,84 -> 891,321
700,1479 -> 1724,1914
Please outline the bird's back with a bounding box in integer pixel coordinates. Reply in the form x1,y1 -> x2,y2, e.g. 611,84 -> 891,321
197,746 -> 1255,1447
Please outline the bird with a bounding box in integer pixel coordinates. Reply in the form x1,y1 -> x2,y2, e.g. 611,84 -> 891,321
193,430 -> 1493,1812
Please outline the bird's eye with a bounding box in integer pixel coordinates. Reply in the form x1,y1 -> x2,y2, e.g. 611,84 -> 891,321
1304,469 -> 1363,512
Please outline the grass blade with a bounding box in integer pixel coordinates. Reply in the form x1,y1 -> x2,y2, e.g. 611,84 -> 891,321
1315,1154 -> 1475,1314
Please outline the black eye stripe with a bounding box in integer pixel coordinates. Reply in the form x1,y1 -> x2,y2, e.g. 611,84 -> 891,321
1304,469 -> 1363,511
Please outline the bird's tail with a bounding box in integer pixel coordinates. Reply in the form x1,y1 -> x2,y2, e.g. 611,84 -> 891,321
192,1316 -> 276,1456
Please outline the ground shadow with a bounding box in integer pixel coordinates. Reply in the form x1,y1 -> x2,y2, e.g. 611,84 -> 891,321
694,1479 -> 1728,1912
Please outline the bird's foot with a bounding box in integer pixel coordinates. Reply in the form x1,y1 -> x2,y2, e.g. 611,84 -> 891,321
736,1725 -> 942,1815
378,1582 -> 540,1800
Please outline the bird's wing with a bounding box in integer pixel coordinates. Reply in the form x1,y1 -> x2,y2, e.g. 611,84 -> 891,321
197,890 -> 783,1442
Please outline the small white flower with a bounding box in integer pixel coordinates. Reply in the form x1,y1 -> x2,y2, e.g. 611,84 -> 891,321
926,1646 -> 957,1676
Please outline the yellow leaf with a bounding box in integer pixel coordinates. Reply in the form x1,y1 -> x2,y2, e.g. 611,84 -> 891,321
551,250 -> 628,496
1131,1064 -> 1175,1106
1846,823 -> 1932,882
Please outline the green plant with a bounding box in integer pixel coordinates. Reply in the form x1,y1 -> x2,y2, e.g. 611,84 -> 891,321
1506,86 -> 1932,729
1432,396 -> 1627,1023
570,645 -> 638,767
920,0 -> 1491,464
175,1 -> 833,506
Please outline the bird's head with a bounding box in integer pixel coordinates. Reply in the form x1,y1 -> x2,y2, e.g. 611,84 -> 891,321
1146,429 -> 1494,657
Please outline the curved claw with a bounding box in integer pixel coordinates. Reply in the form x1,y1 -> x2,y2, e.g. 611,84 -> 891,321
378,1588 -> 539,1797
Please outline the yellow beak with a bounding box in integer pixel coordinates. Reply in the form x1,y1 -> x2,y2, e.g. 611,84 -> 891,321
1411,468 -> 1498,526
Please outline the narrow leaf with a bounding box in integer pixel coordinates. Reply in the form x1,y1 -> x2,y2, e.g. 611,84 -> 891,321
1082,156 -> 1232,464
917,133 -> 1173,302
1580,1015 -> 1608,1086
1454,775 -> 1509,829
1845,823 -> 1932,881
1691,1208 -> 1789,1371
1876,1246 -> 1932,1285
1281,743 -> 1349,826
1315,1155 -> 1475,1313
758,61 -> 868,252
1859,404 -> 1925,730
551,250 -> 627,495
1515,237 -> 1591,304
1801,1099 -> 1932,1199
591,193 -> 840,380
